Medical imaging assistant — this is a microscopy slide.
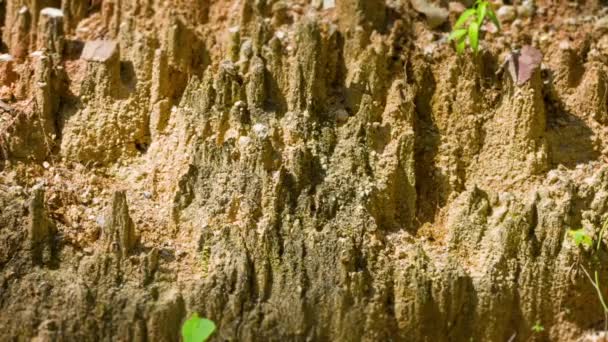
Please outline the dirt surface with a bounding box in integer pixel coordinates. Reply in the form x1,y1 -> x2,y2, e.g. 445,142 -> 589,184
2,0 -> 608,341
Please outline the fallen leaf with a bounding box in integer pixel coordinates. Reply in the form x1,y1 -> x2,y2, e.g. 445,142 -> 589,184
503,45 -> 543,86
517,46 -> 543,85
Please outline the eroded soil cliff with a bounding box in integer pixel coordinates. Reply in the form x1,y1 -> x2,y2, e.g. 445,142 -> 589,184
2,0 -> 608,341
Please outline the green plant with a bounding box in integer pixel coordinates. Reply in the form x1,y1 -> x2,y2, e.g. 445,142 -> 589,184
449,0 -> 501,54
568,225 -> 608,331
182,313 -> 216,342
531,322 -> 544,333
569,229 -> 593,249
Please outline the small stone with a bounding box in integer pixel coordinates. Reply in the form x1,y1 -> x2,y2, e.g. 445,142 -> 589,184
275,31 -> 286,40
252,123 -> 268,138
80,40 -> 118,62
81,190 -> 92,204
410,0 -> 449,28
537,6 -> 546,16
323,0 -> 335,10
538,33 -> 551,46
96,215 -> 105,227
0,54 -> 13,62
334,109 -> 349,123
511,19 -> 523,30
143,191 -> 152,199
559,40 -> 572,50
423,43 -> 436,56
497,6 -> 517,23
595,16 -> 608,32
517,0 -> 535,18
448,2 -> 466,14
40,7 -> 63,18
238,136 -> 251,146
582,16 -> 594,23
564,18 -> 577,26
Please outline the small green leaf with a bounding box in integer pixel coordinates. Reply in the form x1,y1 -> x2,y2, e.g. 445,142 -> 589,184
468,21 -> 480,53
449,29 -> 468,41
531,322 -> 544,333
182,313 -> 216,342
454,9 -> 476,29
487,8 -> 501,31
456,38 -> 466,54
477,1 -> 488,25
568,229 -> 593,248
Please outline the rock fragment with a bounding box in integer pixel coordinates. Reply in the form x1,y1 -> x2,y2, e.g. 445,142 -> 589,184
596,16 -> 608,33
517,0 -> 535,18
497,5 -> 516,23
410,0 -> 449,28
80,40 -> 120,97
81,40 -> 118,63
323,0 -> 335,10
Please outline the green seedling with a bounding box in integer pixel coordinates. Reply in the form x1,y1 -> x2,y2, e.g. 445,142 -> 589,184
568,225 -> 608,331
449,0 -> 501,54
182,313 -> 216,342
531,322 -> 544,333
569,229 -> 593,248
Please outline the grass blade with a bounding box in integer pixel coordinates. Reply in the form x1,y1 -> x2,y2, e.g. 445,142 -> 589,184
595,271 -> 608,314
449,29 -> 467,41
477,1 -> 487,25
487,8 -> 501,31
456,38 -> 466,54
597,219 -> 608,251
454,9 -> 476,29
468,22 -> 479,53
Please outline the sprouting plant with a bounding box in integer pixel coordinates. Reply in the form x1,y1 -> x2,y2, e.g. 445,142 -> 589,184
531,322 -> 544,333
449,0 -> 501,54
569,229 -> 593,249
568,225 -> 608,331
182,313 -> 216,342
